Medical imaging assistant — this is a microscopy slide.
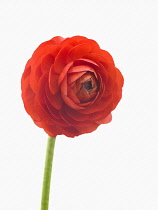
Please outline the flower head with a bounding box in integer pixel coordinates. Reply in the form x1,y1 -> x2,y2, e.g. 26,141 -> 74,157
21,36 -> 124,137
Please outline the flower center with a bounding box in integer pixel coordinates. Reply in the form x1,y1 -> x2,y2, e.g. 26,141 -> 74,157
83,81 -> 93,91
76,72 -> 98,103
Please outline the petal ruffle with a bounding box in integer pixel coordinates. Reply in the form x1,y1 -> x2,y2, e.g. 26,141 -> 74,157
54,45 -> 73,74
49,65 -> 60,95
67,43 -> 92,63
41,54 -> 54,73
45,83 -> 63,110
95,113 -> 112,124
22,76 -> 40,121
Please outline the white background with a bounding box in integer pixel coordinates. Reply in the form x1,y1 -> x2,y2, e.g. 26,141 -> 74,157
0,0 -> 158,209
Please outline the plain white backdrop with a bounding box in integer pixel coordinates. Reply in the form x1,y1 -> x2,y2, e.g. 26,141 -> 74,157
0,0 -> 158,209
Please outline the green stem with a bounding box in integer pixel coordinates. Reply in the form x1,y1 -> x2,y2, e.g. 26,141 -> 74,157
41,136 -> 56,210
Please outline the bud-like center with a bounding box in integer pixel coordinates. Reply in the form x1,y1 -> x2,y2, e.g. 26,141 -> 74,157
76,72 -> 98,103
83,81 -> 93,91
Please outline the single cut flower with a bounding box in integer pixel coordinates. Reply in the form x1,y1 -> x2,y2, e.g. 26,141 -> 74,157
21,36 -> 124,137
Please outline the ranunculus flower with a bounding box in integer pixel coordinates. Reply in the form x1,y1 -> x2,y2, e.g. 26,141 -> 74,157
21,36 -> 124,137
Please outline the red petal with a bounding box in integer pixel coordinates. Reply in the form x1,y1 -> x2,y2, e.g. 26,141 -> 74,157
96,113 -> 112,124
76,87 -> 96,103
44,124 -> 62,136
73,58 -> 99,67
29,64 -> 43,93
68,65 -> 95,74
57,37 -> 78,48
84,53 -> 117,81
116,68 -> 124,87
61,89 -> 83,110
41,54 -> 54,73
72,59 -> 102,88
34,120 -> 43,128
99,49 -> 115,64
77,122 -> 99,134
57,126 -> 80,138
54,45 -> 73,74
21,60 -> 31,82
68,71 -> 86,84
51,36 -> 65,45
44,97 -> 70,127
61,77 -> 84,110
36,73 -> 68,126
58,36 -> 87,48
22,77 -> 40,121
34,96 -> 57,125
112,91 -> 123,111
67,43 -> 92,63
78,95 -> 113,114
90,103 -> 113,120
60,107 -> 92,127
44,95 -> 61,120
84,53 -> 111,67
49,65 -> 60,95
32,46 -> 54,70
45,83 -> 63,110
70,36 -> 87,42
67,86 -> 80,104
62,93 -> 84,110
58,62 -> 73,85
31,38 -> 59,63
65,105 -> 89,121
78,38 -> 100,51
92,49 -> 115,65
34,74 -> 57,125
37,72 -> 48,103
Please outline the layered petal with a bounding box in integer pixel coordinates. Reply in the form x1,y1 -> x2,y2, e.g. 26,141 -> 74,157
22,76 -> 40,121
67,43 -> 92,63
54,45 -> 73,74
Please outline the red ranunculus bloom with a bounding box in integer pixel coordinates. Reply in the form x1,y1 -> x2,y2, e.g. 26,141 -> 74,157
21,36 -> 124,137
